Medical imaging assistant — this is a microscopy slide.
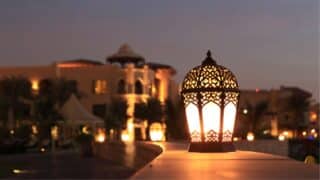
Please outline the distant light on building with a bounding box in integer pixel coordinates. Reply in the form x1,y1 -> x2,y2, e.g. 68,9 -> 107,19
95,130 -> 106,143
40,148 -> 46,152
149,122 -> 165,142
313,133 -> 318,138
247,132 -> 255,141
302,131 -> 307,136
311,128 -> 316,134
278,134 -> 285,141
32,125 -> 38,134
243,109 -> 248,115
121,132 -> 130,142
51,126 -> 58,140
10,130 -> 14,135
12,169 -> 22,174
31,79 -> 39,92
310,112 -> 317,123
233,137 -> 239,142
263,130 -> 270,135
82,126 -> 90,134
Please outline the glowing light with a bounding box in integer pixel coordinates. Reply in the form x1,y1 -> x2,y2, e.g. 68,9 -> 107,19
278,134 -> 285,141
32,125 -> 38,134
243,109 -> 248,114
283,131 -> 289,136
223,103 -> 237,141
12,169 -> 22,174
255,88 -> 260,93
263,130 -> 270,135
31,80 -> 39,91
40,148 -> 45,152
302,131 -> 307,136
51,126 -> 58,140
121,132 -> 130,142
128,121 -> 134,131
202,102 -> 220,139
95,130 -> 106,143
82,126 -> 90,134
185,104 -> 201,142
10,130 -> 14,135
313,133 -> 318,138
233,137 -> 239,142
311,128 -> 316,134
310,112 -> 317,122
149,122 -> 164,142
247,132 -> 255,141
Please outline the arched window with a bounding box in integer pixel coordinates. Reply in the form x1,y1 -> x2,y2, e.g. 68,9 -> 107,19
135,80 -> 143,94
118,79 -> 126,94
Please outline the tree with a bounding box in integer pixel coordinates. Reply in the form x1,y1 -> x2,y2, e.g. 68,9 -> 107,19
0,76 -> 32,129
105,98 -> 128,139
33,78 -> 80,140
134,98 -> 163,123
165,98 -> 188,140
281,94 -> 311,130
243,100 -> 269,135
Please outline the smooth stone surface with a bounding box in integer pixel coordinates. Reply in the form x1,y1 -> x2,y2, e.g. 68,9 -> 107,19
132,142 -> 319,180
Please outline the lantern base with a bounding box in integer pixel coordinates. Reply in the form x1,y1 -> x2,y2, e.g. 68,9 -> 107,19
188,142 -> 235,152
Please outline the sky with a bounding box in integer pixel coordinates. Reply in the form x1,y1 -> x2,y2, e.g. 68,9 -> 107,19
0,0 -> 319,101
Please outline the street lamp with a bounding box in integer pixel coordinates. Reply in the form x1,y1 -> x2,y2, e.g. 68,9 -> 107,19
181,51 -> 240,152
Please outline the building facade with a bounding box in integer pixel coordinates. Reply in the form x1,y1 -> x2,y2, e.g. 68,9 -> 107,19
0,44 -> 177,140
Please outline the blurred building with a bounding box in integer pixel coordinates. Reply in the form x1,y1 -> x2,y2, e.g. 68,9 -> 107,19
0,44 -> 177,140
236,86 -> 316,139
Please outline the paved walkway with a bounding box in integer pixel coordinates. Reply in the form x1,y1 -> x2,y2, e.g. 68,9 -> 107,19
132,142 -> 319,180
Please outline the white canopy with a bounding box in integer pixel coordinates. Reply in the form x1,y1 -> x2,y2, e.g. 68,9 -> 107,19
60,94 -> 104,127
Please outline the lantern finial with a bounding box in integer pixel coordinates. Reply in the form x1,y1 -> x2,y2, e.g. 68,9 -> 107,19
202,50 -> 216,65
207,50 -> 211,57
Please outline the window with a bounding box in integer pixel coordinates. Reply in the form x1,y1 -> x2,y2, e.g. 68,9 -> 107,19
135,80 -> 143,94
93,80 -> 107,94
118,79 -> 126,94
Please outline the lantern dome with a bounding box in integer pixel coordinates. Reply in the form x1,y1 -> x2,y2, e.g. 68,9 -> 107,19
182,51 -> 238,94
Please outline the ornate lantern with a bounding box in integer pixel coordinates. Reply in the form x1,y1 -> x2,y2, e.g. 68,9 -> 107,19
181,51 -> 240,152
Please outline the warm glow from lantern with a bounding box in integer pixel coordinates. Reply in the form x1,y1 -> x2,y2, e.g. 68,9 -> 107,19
310,112 -> 317,122
51,126 -> 58,140
149,122 -> 164,141
31,79 -> 39,91
185,104 -> 201,142
313,133 -> 318,138
202,102 -> 220,140
302,131 -> 307,136
82,126 -> 90,134
10,130 -> 14,135
247,132 -> 255,141
233,137 -> 239,142
223,103 -> 237,137
311,128 -> 316,134
31,125 -> 38,134
95,130 -> 106,143
278,134 -> 285,141
121,132 -> 130,142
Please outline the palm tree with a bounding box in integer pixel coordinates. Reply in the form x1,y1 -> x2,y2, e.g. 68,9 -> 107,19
0,76 -> 32,129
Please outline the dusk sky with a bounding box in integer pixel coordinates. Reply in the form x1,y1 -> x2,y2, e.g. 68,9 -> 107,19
0,0 -> 318,101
